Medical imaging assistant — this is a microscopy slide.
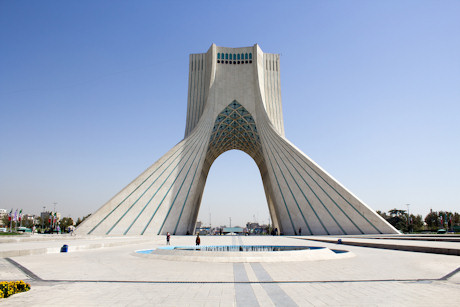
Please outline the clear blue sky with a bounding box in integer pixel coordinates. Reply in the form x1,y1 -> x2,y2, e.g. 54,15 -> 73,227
1,1 -> 459,227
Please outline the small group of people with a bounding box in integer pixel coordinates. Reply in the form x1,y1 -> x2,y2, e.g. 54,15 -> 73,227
165,232 -> 200,246
270,228 -> 278,236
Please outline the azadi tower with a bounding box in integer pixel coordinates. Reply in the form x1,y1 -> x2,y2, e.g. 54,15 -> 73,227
77,44 -> 398,236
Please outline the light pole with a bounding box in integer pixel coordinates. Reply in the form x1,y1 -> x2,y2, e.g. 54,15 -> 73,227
52,202 -> 57,231
42,206 -> 46,231
406,204 -> 410,233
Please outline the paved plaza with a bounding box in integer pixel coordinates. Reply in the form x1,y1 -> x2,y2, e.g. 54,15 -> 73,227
1,234 -> 459,306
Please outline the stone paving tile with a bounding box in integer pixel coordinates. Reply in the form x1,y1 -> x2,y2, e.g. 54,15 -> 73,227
308,236 -> 460,248
280,281 -> 460,306
251,283 -> 275,306
261,244 -> 460,281
0,282 -> 238,306
0,258 -> 28,280
1,235 -> 460,306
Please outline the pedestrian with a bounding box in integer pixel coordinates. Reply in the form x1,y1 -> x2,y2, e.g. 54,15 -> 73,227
166,232 -> 171,245
195,233 -> 200,246
298,227 -> 301,236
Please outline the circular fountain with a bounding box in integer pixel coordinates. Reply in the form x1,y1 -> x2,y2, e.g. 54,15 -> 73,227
134,245 -> 354,262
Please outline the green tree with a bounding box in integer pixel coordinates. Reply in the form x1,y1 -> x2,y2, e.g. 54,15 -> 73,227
59,217 -> 74,232
424,211 -> 439,231
376,210 -> 388,220
75,214 -> 91,227
22,218 -> 34,229
387,208 -> 408,232
1,214 -> 10,227
409,214 -> 424,232
37,215 -> 52,232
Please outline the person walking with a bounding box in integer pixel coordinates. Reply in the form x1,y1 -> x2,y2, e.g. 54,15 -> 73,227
298,227 -> 302,236
166,232 -> 171,245
195,233 -> 200,246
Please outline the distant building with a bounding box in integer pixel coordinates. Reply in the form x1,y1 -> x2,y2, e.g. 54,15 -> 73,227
23,214 -> 37,225
0,209 -> 7,227
40,211 -> 61,226
223,227 -> 244,235
195,221 -> 212,234
40,211 -> 50,221
246,222 -> 260,230
196,226 -> 211,235
40,211 -> 60,219
246,222 -> 268,235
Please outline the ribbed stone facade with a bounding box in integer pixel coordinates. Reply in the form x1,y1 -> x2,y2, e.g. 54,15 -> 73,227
76,44 -> 399,236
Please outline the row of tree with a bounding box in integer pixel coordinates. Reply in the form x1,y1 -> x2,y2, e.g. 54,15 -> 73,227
1,214 -> 92,233
3,210 -> 458,234
377,209 -> 460,233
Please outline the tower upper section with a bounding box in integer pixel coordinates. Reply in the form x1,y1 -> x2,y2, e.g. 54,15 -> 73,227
184,44 -> 285,138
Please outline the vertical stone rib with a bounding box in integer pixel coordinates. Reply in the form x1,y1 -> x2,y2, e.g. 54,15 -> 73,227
275,55 -> 283,135
185,55 -> 193,136
192,55 -> 197,129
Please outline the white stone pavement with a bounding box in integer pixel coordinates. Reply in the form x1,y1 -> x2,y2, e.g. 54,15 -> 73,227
1,234 -> 459,306
305,235 -> 460,255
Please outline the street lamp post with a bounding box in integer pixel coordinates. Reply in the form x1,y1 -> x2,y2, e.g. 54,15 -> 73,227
52,202 -> 57,232
406,204 -> 410,233
42,206 -> 46,231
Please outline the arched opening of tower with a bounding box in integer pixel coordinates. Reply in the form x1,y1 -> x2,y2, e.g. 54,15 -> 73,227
198,150 -> 270,233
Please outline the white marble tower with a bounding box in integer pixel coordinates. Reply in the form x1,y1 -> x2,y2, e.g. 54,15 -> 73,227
76,44 -> 398,236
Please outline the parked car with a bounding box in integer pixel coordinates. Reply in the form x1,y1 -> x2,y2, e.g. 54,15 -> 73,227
0,227 -> 7,232
17,227 -> 32,233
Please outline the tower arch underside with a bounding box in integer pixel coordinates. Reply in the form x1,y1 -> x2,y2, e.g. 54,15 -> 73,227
197,101 -> 280,234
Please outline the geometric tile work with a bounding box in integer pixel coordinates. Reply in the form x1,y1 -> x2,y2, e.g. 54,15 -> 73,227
76,44 -> 399,236
207,100 -> 263,164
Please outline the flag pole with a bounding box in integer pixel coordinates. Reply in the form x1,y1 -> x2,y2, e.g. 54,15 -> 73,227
9,209 -> 12,233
